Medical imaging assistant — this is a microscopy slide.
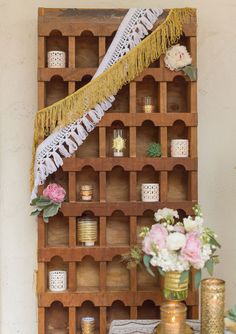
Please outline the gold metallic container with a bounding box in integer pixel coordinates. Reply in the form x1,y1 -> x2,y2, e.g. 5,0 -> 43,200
160,302 -> 186,334
81,317 -> 95,334
80,185 -> 93,201
77,217 -> 98,246
164,271 -> 189,301
201,278 -> 225,334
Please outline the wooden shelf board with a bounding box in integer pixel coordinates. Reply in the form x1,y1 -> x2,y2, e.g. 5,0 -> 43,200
62,157 -> 197,172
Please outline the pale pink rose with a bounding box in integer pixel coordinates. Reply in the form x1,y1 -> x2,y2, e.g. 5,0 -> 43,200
43,183 -> 66,203
142,235 -> 153,255
181,232 -> 201,265
149,224 -> 168,250
174,225 -> 185,234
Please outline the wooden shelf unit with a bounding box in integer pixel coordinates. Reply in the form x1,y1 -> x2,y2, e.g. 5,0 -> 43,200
37,8 -> 198,334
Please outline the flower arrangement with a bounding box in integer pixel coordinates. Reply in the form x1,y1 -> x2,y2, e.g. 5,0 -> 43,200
30,183 -> 66,223
147,142 -> 162,157
164,44 -> 197,81
123,205 -> 220,294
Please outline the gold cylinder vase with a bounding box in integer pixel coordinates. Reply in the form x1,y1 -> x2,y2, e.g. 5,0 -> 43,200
77,217 -> 98,247
164,271 -> 189,301
201,278 -> 225,334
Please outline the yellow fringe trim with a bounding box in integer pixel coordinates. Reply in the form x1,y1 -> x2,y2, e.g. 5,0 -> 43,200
31,8 -> 196,189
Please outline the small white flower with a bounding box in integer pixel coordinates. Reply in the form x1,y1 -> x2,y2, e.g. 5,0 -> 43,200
166,232 -> 186,251
150,256 -> 159,267
167,225 -> 174,232
164,44 -> 192,71
154,208 -> 179,222
183,216 -> 203,232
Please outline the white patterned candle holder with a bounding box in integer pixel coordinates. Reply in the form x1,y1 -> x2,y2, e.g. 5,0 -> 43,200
141,183 -> 159,202
47,51 -> 66,68
49,270 -> 67,292
171,139 -> 189,158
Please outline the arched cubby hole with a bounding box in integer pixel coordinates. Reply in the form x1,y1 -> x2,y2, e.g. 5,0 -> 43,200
106,255 -> 130,291
177,209 -> 188,221
137,210 -> 154,244
106,31 -> 116,51
45,167 -> 68,201
106,211 -> 130,246
47,256 -> 68,291
46,212 -> 69,247
46,301 -> 69,334
77,211 -> 100,247
108,84 -> 129,113
167,120 -> 188,156
106,121 -> 129,157
137,120 -> 160,157
107,301 -> 130,327
76,31 -> 99,68
168,165 -> 188,201
46,75 -> 68,107
76,301 -> 100,333
136,76 -> 159,113
76,166 -> 99,202
106,166 -> 129,202
46,30 -> 68,67
167,76 -> 188,113
137,166 -> 160,201
137,265 -> 159,292
137,300 -> 160,319
77,256 -> 100,292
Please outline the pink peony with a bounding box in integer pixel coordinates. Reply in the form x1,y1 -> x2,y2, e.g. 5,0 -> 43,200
180,232 -> 201,265
142,235 -> 153,255
43,183 -> 66,203
142,224 -> 168,255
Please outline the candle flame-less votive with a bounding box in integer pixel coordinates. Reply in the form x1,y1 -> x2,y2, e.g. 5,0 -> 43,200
80,185 -> 93,201
201,278 -> 225,334
81,317 -> 95,334
160,302 -> 186,334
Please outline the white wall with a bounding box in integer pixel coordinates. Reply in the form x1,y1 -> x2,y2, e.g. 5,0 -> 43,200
0,0 -> 236,333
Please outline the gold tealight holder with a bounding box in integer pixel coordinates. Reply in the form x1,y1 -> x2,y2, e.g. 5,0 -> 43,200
142,96 -> 155,113
77,217 -> 98,246
201,278 -> 225,334
81,317 -> 95,334
80,184 -> 93,201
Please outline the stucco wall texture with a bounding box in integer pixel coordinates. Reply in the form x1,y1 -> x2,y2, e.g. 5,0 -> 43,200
0,0 -> 236,333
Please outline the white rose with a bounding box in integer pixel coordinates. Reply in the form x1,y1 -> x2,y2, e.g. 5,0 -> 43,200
150,256 -> 159,267
164,44 -> 192,71
154,208 -> 179,222
166,232 -> 186,251
183,216 -> 203,232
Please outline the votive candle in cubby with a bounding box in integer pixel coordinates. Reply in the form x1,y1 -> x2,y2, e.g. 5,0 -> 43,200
49,270 -> 67,292
160,302 -> 186,334
80,185 -> 93,201
112,129 -> 126,157
141,183 -> 159,202
201,278 -> 225,334
77,217 -> 98,246
47,50 -> 66,68
171,139 -> 189,157
142,96 -> 155,113
81,317 -> 95,334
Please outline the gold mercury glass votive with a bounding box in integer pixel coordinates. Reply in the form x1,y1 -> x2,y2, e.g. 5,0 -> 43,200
80,184 -> 93,201
77,217 -> 98,246
142,96 -> 155,113
160,302 -> 187,334
81,317 -> 95,334
201,278 -> 225,334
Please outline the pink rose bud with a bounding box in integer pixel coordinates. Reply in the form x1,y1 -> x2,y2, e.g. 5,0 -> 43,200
43,183 -> 66,203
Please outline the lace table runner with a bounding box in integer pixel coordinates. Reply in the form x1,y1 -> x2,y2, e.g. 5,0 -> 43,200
109,320 -> 231,334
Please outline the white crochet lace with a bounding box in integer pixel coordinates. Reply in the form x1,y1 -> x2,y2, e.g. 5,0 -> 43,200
32,8 -> 163,199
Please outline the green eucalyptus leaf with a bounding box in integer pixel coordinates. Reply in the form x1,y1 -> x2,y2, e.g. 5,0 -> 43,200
180,270 -> 189,283
158,268 -> 165,277
43,216 -> 49,223
205,258 -> 214,276
43,204 -> 60,218
30,209 -> 41,216
143,255 -> 155,277
30,198 -> 39,206
182,65 -> 197,81
36,197 -> 52,207
208,235 -> 221,249
194,270 -> 202,289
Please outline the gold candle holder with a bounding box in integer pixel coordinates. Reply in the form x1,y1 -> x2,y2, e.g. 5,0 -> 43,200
81,317 -> 95,334
159,302 -> 187,334
201,278 -> 225,334
77,217 -> 98,246
80,185 -> 93,201
142,96 -> 155,113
